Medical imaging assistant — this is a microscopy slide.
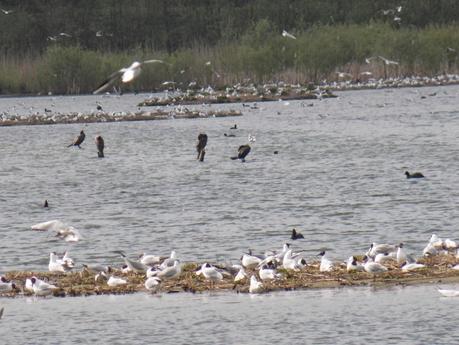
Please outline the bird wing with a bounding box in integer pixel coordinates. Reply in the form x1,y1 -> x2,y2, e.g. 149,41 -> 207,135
93,69 -> 124,94
143,59 -> 166,64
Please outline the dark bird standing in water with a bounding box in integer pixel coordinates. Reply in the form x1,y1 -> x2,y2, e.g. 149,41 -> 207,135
291,228 -> 304,240
231,144 -> 251,162
405,171 -> 424,179
196,133 -> 208,162
95,135 -> 105,158
67,130 -> 85,148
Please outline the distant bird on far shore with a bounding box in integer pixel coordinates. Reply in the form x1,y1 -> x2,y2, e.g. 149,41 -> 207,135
405,171 -> 424,179
282,30 -> 296,40
67,130 -> 85,148
93,59 -> 168,94
231,145 -> 251,162
291,228 -> 304,240
95,135 -> 104,158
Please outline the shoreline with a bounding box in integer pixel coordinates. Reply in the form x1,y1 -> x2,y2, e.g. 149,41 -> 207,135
2,257 -> 458,298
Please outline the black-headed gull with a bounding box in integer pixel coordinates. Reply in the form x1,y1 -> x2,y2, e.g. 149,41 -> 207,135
93,59 -> 167,94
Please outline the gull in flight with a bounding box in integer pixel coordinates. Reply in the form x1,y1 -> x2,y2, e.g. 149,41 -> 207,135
93,59 -> 168,94
282,30 -> 296,40
1,9 -> 13,14
31,220 -> 81,242
378,56 -> 399,65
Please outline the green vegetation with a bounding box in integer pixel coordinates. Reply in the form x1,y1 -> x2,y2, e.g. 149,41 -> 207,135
1,1 -> 459,94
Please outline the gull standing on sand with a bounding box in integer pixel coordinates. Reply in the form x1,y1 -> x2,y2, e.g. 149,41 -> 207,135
93,59 -> 167,94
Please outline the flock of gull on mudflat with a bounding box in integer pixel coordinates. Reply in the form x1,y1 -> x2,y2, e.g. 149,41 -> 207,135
1,215 -> 459,297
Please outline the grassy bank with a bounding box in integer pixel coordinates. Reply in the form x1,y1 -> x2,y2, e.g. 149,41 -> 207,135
1,23 -> 459,95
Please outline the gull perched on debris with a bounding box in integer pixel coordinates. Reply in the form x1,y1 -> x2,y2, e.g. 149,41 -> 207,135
282,30 -> 296,40
93,59 -> 168,94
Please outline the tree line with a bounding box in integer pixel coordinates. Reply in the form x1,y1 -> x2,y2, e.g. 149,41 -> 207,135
1,0 -> 459,94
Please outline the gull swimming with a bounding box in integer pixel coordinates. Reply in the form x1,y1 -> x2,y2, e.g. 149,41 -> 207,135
282,30 -> 296,40
438,289 -> 459,297
93,59 -> 167,94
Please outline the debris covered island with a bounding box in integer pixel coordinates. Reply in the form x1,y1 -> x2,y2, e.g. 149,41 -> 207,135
2,240 -> 459,298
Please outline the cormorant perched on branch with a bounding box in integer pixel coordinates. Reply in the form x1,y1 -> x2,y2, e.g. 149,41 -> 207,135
231,144 -> 251,162
67,130 -> 85,148
196,133 -> 208,162
95,135 -> 105,158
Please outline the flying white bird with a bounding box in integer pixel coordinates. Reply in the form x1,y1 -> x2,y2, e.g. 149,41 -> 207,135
282,30 -> 296,40
1,9 -> 13,14
93,59 -> 168,94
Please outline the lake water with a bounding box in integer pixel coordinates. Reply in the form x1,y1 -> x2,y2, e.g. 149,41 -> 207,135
1,86 -> 459,343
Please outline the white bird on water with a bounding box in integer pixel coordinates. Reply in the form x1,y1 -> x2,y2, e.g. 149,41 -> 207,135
93,59 -> 168,94
282,30 -> 296,40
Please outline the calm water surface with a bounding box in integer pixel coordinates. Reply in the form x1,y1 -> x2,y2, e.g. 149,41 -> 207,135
1,86 -> 459,343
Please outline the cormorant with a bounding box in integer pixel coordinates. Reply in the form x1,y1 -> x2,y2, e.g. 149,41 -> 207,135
196,133 -> 207,162
231,144 -> 251,162
95,135 -> 105,158
67,130 -> 85,148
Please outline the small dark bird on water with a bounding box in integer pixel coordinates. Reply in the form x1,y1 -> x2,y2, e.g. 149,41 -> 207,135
44,200 -> 49,208
196,133 -> 208,162
224,133 -> 236,137
291,228 -> 304,240
67,130 -> 85,148
405,171 -> 424,179
231,144 -> 251,162
230,124 -> 237,129
96,104 -> 103,111
95,135 -> 105,158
